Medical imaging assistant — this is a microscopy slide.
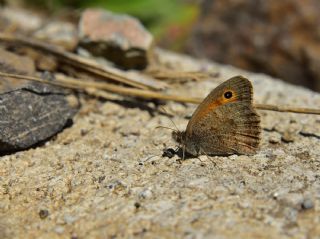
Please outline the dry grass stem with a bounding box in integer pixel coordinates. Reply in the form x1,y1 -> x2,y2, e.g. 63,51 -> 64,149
0,33 -> 164,90
1,71 -> 319,115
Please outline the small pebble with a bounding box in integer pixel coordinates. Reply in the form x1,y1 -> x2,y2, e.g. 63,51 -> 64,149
139,188 -> 153,199
64,214 -> 77,225
269,132 -> 281,144
238,201 -> 251,209
39,209 -> 49,219
80,129 -> 89,136
134,202 -> 141,209
302,198 -> 314,210
281,131 -> 295,143
54,226 -> 65,234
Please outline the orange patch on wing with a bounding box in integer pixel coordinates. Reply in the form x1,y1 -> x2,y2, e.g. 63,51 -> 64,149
195,91 -> 238,121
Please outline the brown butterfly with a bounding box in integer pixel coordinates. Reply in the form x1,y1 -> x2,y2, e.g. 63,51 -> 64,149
172,76 -> 261,156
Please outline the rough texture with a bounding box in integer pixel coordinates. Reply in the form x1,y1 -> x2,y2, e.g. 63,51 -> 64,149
0,86 -> 78,154
0,50 -> 319,238
34,21 -> 78,51
0,7 -> 42,33
0,48 -> 78,154
187,0 -> 320,92
0,47 -> 35,92
79,8 -> 154,69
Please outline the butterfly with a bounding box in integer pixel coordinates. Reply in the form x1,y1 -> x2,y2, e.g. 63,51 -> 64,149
172,76 -> 261,157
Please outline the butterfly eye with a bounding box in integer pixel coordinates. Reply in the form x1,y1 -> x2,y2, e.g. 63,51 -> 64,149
224,91 -> 233,99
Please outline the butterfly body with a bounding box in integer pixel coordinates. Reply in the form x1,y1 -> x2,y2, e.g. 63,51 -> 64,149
173,76 -> 261,156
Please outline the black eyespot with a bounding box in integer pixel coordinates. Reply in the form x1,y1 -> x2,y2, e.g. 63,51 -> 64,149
224,91 -> 233,99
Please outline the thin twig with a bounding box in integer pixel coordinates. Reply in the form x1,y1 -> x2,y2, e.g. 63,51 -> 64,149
0,33 -> 166,90
146,68 -> 210,81
0,71 -> 319,115
55,73 -> 199,103
254,104 -> 320,114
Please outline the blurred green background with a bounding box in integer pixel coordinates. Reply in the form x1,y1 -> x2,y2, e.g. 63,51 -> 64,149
24,0 -> 199,51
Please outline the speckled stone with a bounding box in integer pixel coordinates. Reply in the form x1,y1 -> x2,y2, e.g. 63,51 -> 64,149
0,49 -> 319,239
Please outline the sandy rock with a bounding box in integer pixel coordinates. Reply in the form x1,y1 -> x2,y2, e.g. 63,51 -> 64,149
0,49 -> 319,238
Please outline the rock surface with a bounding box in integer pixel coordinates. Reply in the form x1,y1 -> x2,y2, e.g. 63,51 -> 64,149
79,8 -> 154,69
0,7 -> 43,33
0,48 -> 35,91
0,48 -> 78,154
34,21 -> 78,51
0,85 -> 78,154
0,50 -> 319,238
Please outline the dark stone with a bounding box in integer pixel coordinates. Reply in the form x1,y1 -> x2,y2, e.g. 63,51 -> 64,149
134,202 -> 141,209
0,48 -> 77,154
0,84 -> 78,154
39,209 -> 49,219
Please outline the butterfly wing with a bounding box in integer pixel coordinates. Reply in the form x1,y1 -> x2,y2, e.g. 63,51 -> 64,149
184,76 -> 261,155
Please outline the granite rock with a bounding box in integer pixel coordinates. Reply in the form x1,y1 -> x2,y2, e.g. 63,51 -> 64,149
0,49 -> 319,238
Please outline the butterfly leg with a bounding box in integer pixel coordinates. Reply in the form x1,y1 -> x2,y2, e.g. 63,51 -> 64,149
199,147 -> 217,167
182,145 -> 186,161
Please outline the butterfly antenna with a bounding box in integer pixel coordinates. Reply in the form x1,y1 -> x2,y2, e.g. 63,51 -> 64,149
155,126 -> 176,131
168,116 -> 179,132
159,106 -> 179,132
